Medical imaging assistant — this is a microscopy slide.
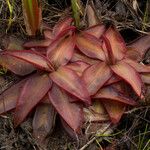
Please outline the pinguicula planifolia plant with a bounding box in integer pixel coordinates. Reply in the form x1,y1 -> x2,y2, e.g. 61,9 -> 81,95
0,3 -> 150,145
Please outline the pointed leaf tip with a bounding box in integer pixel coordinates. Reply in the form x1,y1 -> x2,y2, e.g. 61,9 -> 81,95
1,50 -> 53,72
104,26 -> 126,61
82,62 -> 112,95
47,35 -> 75,68
50,66 -> 91,104
48,84 -> 83,132
53,17 -> 73,37
76,32 -> 106,61
14,73 -> 52,127
111,61 -> 144,98
84,24 -> 106,38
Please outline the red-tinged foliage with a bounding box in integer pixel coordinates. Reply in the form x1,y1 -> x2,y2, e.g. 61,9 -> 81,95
50,66 -> 91,104
66,61 -> 90,76
70,50 -> 100,65
111,61 -> 144,98
82,62 -> 112,95
76,32 -> 106,61
127,35 -> 150,60
103,27 -> 126,61
0,79 -> 27,114
0,55 -> 35,76
94,86 -> 137,106
14,73 -> 52,127
47,35 -> 75,68
49,84 -> 83,132
23,39 -> 52,48
0,15 -> 150,144
1,50 -> 53,72
52,17 -> 73,37
84,24 -> 106,38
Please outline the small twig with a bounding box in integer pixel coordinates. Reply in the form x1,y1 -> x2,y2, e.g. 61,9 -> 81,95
79,123 -> 111,150
79,136 -> 96,150
124,106 -> 150,114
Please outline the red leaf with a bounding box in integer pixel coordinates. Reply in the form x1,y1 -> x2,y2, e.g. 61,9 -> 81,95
48,84 -> 84,132
1,50 -> 53,71
82,62 -> 112,95
76,33 -> 106,61
50,66 -> 91,104
94,86 -> 137,106
123,58 -> 150,73
125,48 -> 141,61
53,17 -> 73,37
84,24 -> 106,38
0,79 -> 27,114
47,35 -> 75,68
14,73 -> 52,127
61,118 -> 77,139
44,29 -> 53,39
104,27 -> 126,60
127,35 -> 150,59
104,75 -> 121,86
66,61 -> 90,76
71,50 -> 99,65
0,55 -> 35,76
32,103 -> 56,143
23,39 -> 52,48
102,100 -> 126,124
111,61 -> 144,98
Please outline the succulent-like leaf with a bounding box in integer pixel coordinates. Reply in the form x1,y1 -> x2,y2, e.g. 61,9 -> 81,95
66,61 -> 90,76
33,103 -> 56,143
48,84 -> 83,132
47,35 -> 75,68
102,100 -> 126,124
71,50 -> 99,65
50,66 -> 91,104
0,55 -> 35,76
104,27 -> 126,61
82,62 -> 112,95
104,75 -> 121,86
44,29 -> 53,39
94,86 -> 137,105
111,61 -> 144,98
23,39 -> 52,48
61,119 -> 77,139
125,48 -> 141,61
76,32 -> 106,61
53,17 -> 73,37
84,24 -> 106,38
0,79 -> 27,114
123,58 -> 150,73
14,73 -> 52,127
127,35 -> 150,59
1,50 -> 53,71
22,0 -> 42,35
